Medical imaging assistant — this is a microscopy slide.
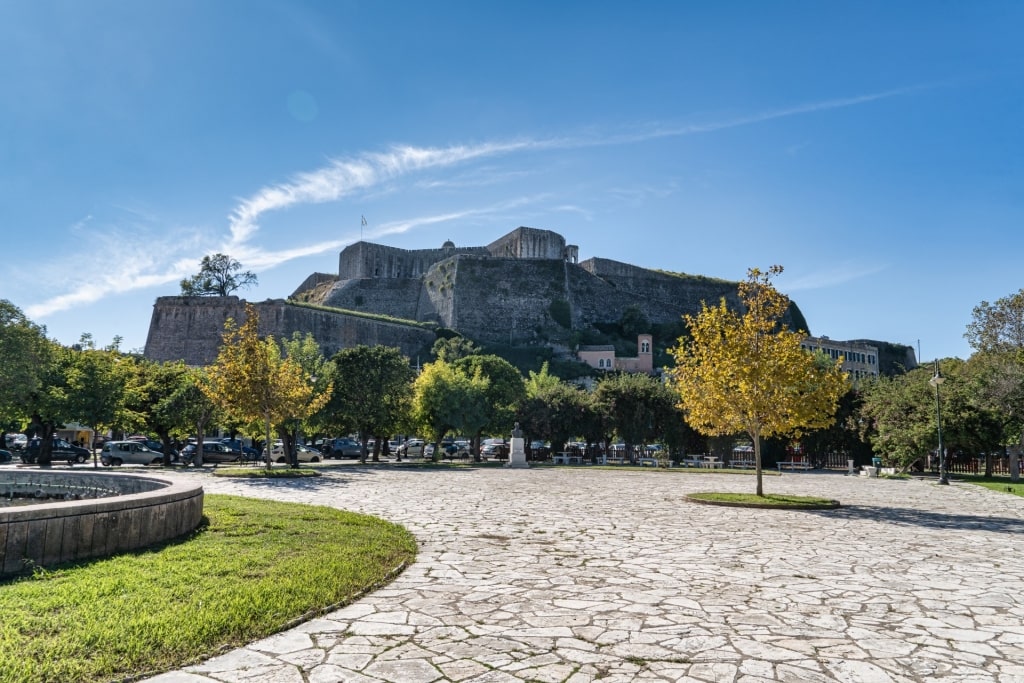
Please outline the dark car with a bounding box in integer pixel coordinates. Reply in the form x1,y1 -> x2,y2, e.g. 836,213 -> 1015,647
326,437 -> 362,459
480,438 -> 508,459
180,441 -> 241,464
0,448 -> 12,464
221,438 -> 259,461
21,437 -> 91,465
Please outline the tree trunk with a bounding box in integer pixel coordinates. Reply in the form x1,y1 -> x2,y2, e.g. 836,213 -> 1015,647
753,432 -> 764,497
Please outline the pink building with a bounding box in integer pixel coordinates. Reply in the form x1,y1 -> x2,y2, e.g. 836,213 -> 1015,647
577,334 -> 653,374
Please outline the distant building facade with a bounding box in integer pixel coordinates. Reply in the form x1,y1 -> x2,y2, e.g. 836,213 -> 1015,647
801,336 -> 879,380
577,334 -> 654,374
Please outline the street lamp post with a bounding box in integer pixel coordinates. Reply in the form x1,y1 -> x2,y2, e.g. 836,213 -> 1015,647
929,361 -> 949,485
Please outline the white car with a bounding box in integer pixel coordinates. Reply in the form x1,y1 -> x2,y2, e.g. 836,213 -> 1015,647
396,439 -> 426,457
266,441 -> 322,464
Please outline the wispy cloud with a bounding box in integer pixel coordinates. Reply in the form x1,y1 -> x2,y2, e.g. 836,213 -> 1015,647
27,84 -> 925,319
782,262 -> 888,292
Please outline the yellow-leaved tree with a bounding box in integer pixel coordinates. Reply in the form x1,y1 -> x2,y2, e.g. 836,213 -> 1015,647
203,304 -> 331,468
669,266 -> 850,496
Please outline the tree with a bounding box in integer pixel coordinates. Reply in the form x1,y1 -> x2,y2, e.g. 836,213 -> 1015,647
518,381 -> 592,457
858,369 -> 935,473
278,332 -> 336,467
595,372 -> 678,463
431,336 -> 481,363
669,266 -> 849,495
65,337 -> 129,466
454,354 -> 525,459
0,301 -> 49,435
180,253 -> 258,297
966,288 -> 1024,481
324,345 -> 413,463
411,361 -> 489,460
123,358 -> 200,465
203,304 -> 330,468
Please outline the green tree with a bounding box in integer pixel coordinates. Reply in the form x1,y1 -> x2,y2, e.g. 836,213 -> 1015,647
595,372 -> 678,462
965,288 -> 1024,481
431,336 -> 481,363
123,358 -> 199,465
858,369 -> 935,473
65,337 -> 129,466
325,345 -> 413,463
180,253 -> 258,297
454,354 -> 526,460
669,266 -> 850,495
518,381 -> 591,456
203,305 -> 331,468
0,301 -> 49,436
411,361 -> 489,460
278,332 -> 336,467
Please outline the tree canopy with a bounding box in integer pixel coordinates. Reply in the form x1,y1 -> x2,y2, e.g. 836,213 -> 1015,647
670,265 -> 849,495
180,253 -> 258,297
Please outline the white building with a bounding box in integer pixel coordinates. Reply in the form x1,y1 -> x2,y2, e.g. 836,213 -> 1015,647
801,336 -> 879,380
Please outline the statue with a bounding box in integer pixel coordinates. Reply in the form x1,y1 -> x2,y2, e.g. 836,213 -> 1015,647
506,421 -> 528,469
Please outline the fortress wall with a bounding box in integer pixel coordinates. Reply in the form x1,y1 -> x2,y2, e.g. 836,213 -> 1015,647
487,227 -> 566,260
578,258 -> 740,323
447,257 -> 570,344
144,297 -> 434,366
291,272 -> 338,298
322,277 -> 424,320
339,242 -> 488,279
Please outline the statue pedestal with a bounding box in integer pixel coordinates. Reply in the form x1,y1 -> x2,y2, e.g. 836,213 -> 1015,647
506,437 -> 529,468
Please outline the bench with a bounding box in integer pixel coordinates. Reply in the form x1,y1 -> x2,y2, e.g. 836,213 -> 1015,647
776,460 -> 812,472
638,457 -> 658,467
730,460 -> 756,469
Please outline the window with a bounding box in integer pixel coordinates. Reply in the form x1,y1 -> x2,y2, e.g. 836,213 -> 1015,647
641,340 -> 651,354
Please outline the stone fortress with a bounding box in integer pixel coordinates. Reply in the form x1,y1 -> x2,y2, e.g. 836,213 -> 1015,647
145,226 -> 788,367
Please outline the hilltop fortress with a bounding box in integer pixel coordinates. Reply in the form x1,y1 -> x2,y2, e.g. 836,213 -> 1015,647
145,226 -> 801,366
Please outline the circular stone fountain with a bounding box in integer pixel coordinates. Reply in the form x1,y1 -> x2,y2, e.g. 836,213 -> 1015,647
1,470 -> 203,578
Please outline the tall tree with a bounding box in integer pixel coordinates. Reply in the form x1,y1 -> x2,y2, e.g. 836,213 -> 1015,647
454,354 -> 526,459
324,345 -> 412,463
669,266 -> 849,495
0,301 -> 49,436
595,372 -> 677,462
278,332 -> 336,467
203,305 -> 330,468
411,361 -> 489,460
965,288 -> 1024,481
180,253 -> 258,297
123,358 -> 199,465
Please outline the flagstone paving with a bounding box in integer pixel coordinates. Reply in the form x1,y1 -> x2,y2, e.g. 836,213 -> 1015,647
145,467 -> 1024,682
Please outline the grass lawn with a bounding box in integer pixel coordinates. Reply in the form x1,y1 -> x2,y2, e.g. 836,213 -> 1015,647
212,466 -> 321,478
0,494 -> 416,683
958,475 -> 1024,498
687,492 -> 840,508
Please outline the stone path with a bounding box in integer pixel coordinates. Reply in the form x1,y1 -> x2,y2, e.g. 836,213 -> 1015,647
145,467 -> 1024,682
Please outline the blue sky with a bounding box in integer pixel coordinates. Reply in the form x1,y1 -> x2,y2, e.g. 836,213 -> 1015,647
1,1 -> 1021,362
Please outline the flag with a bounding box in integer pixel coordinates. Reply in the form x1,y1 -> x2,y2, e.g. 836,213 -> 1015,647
361,215 -> 367,227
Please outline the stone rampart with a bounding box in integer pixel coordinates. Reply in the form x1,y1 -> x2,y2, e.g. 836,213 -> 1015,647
339,241 -> 488,279
144,296 -> 436,366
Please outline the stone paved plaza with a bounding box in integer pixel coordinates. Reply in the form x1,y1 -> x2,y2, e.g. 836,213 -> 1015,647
146,466 -> 1024,683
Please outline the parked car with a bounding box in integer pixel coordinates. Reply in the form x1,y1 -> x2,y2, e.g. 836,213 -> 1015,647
266,442 -> 322,464
440,439 -> 471,459
221,438 -> 259,461
4,433 -> 27,451
396,438 -> 426,457
480,438 -> 508,459
326,437 -> 362,459
529,440 -> 550,459
21,437 -> 91,465
180,441 -> 241,464
100,440 -> 165,466
127,435 -> 178,460
0,448 -> 12,464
